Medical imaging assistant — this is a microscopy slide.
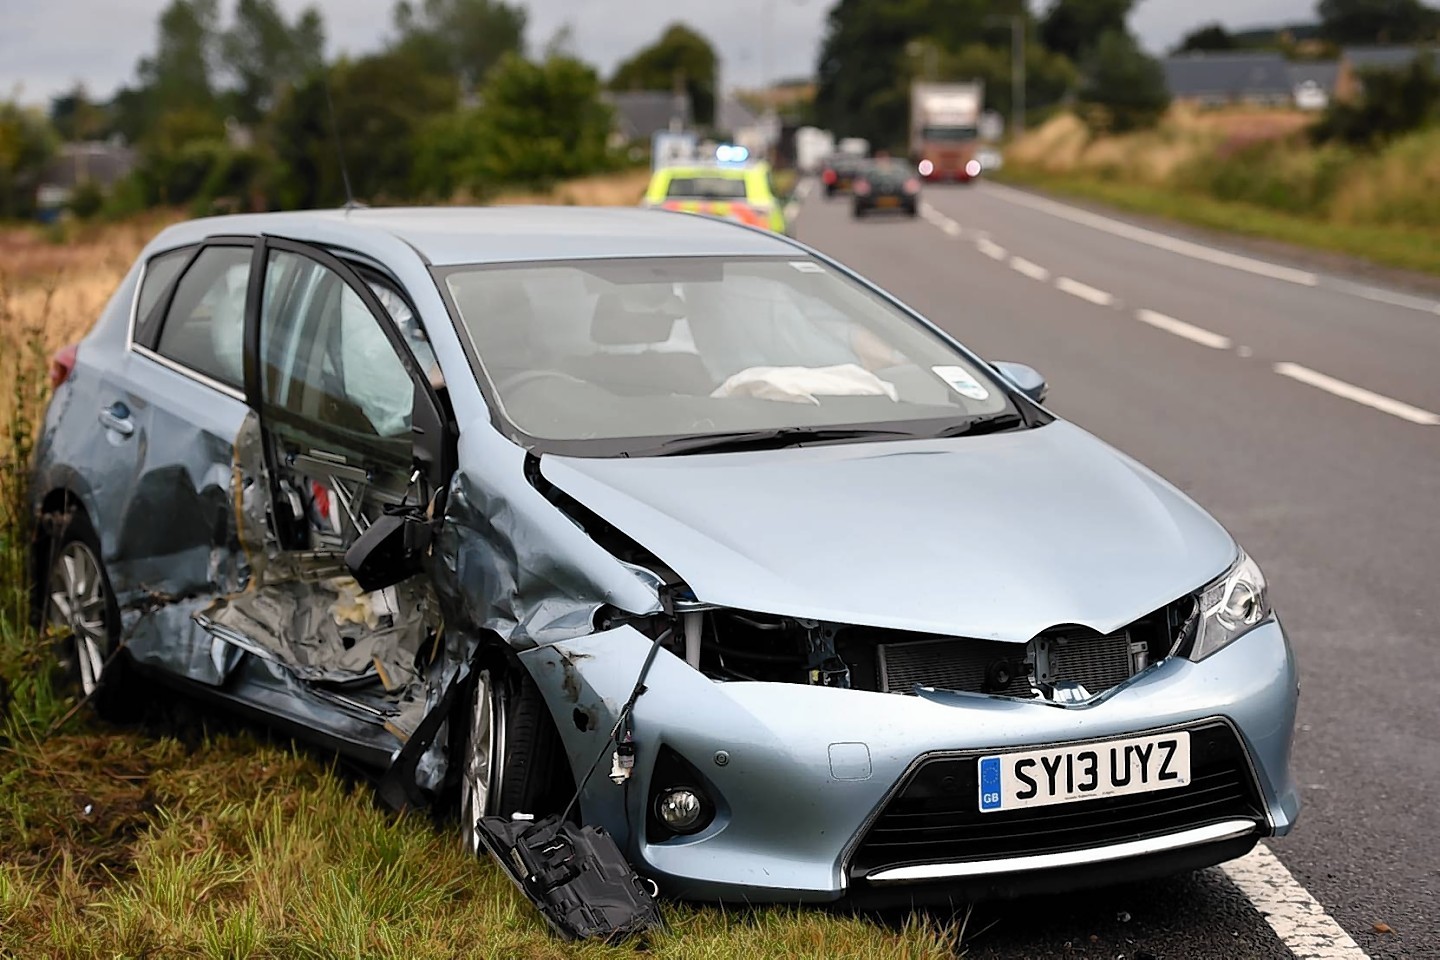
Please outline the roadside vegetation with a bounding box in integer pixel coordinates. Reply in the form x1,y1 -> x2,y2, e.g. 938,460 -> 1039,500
1000,102 -> 1440,276
0,213 -> 962,958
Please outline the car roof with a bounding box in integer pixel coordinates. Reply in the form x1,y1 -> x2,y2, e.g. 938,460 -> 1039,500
146,206 -> 796,267
655,164 -> 759,179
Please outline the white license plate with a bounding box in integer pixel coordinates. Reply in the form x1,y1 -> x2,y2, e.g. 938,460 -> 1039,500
977,731 -> 1191,813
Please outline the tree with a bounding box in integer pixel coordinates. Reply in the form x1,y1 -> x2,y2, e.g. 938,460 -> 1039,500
610,24 -> 719,126
137,0 -> 222,114
939,41 -> 1077,122
1318,0 -> 1440,44
270,52 -> 458,207
815,0 -> 1027,148
1040,0 -> 1137,61
0,101 -> 58,218
1078,30 -> 1170,132
1175,23 -> 1236,53
50,85 -> 110,142
392,0 -> 527,94
1314,56 -> 1440,143
220,0 -> 326,122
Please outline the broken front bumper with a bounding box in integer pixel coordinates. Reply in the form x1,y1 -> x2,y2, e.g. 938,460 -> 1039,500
520,617 -> 1299,903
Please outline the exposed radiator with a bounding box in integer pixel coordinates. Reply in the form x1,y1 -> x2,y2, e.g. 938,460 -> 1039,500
875,629 -> 1138,698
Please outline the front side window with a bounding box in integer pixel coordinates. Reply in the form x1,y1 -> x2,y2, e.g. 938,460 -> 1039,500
261,251 -> 415,440
441,256 -> 1015,455
152,245 -> 251,389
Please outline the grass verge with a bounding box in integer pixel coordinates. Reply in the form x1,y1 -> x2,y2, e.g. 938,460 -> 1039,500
0,217 -> 965,958
996,167 -> 1440,276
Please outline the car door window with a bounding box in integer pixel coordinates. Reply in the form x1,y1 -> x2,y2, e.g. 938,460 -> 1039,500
152,245 -> 251,390
262,250 -> 415,441
133,246 -> 194,346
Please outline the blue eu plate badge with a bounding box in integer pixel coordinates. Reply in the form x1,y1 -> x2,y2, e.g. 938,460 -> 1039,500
979,756 -> 1003,811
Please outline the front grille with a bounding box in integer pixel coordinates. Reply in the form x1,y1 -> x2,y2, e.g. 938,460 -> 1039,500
1042,628 -> 1135,695
849,720 -> 1265,879
877,637 -> 1030,697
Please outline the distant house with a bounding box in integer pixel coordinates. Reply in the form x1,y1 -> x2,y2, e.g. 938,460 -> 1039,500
1163,53 -> 1297,108
1336,46 -> 1440,101
605,91 -> 693,149
35,140 -> 136,213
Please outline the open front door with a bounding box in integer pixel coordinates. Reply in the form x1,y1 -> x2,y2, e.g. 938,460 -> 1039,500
202,239 -> 447,730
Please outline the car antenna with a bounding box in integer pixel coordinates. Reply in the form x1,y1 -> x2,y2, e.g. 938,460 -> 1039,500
320,70 -> 364,212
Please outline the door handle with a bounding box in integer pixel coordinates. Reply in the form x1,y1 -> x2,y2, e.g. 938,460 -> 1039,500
98,401 -> 135,437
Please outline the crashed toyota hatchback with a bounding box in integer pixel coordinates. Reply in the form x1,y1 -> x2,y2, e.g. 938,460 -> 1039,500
33,207 -> 1299,903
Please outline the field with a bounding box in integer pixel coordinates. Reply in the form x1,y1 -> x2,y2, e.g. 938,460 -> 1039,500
999,106 -> 1440,276
0,212 -> 960,957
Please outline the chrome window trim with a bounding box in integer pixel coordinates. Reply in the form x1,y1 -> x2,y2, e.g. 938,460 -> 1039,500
131,343 -> 247,403
863,818 -> 1259,883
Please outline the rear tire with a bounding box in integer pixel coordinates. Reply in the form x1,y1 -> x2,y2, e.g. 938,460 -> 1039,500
457,650 -> 572,856
37,507 -> 140,721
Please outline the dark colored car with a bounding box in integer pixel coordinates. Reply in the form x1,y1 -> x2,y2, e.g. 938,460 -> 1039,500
820,155 -> 866,197
853,160 -> 921,219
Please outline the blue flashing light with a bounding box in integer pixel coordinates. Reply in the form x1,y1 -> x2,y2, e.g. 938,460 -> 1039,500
715,144 -> 750,165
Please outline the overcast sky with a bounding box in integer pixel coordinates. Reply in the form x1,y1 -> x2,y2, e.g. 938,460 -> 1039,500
2,0 -> 1314,107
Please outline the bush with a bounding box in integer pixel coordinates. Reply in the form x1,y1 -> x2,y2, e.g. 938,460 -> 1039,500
1078,30 -> 1171,134
1330,127 -> 1440,227
1191,138 -> 1355,216
1314,58 -> 1440,146
67,180 -> 106,219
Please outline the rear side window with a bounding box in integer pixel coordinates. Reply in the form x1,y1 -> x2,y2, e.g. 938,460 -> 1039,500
665,177 -> 748,200
133,247 -> 194,346
153,246 -> 252,391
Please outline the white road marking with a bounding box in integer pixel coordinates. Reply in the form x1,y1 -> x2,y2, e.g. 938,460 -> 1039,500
1055,277 -> 1115,307
1010,257 -> 1050,282
977,237 -> 1008,261
919,203 -> 944,225
942,220 -> 963,237
1136,309 -> 1233,350
1274,362 -> 1440,425
1331,279 -> 1440,315
1221,844 -> 1372,959
982,182 -> 1321,287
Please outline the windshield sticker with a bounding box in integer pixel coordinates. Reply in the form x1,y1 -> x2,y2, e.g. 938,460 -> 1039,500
933,365 -> 990,401
789,261 -> 825,273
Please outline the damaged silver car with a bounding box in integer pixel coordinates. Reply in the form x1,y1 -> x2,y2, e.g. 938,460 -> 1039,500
33,207 -> 1299,903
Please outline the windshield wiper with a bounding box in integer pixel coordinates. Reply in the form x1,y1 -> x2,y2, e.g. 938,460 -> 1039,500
653,427 -> 917,457
930,412 -> 1029,439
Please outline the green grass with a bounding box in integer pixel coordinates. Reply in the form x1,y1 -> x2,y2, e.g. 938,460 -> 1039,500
0,263 -> 964,958
995,166 -> 1440,277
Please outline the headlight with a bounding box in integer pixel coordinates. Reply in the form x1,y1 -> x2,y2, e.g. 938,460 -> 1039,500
1189,551 -> 1270,661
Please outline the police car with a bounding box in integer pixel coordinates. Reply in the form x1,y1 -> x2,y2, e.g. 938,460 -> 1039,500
643,148 -> 789,236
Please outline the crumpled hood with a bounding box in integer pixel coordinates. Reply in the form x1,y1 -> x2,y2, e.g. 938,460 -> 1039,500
539,421 -> 1236,641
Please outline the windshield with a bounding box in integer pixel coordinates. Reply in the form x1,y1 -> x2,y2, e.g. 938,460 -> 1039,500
921,126 -> 978,142
439,256 -> 1014,456
665,176 -> 748,200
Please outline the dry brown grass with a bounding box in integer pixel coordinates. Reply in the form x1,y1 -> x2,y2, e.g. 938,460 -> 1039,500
489,168 -> 652,207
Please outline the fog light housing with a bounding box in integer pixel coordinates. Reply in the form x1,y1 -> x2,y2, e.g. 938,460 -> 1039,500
656,789 -> 705,833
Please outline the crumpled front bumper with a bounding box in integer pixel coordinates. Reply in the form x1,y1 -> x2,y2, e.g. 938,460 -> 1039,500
520,617 -> 1299,903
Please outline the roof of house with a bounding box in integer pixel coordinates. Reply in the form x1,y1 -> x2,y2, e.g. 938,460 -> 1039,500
1163,53 -> 1295,99
716,96 -> 762,133
1343,45 -> 1439,69
146,207 -> 794,267
605,91 -> 693,141
39,141 -> 136,190
1289,61 -> 1340,90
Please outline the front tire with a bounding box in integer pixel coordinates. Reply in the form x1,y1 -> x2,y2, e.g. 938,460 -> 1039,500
38,508 -> 139,720
458,652 -> 572,855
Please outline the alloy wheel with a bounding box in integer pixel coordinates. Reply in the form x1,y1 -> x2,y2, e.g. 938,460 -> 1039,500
459,668 -> 508,855
48,541 -> 110,696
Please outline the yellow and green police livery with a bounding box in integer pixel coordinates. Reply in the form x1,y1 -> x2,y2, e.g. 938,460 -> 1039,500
643,163 -> 789,235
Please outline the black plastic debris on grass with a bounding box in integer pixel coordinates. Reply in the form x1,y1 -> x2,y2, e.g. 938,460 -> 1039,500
478,813 -> 663,942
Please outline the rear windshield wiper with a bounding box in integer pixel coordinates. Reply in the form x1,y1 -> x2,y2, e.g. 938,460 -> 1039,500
653,427 -> 917,457
930,412 -> 1029,439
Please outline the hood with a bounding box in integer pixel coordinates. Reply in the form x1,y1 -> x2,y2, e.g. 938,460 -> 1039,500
539,421 -> 1236,641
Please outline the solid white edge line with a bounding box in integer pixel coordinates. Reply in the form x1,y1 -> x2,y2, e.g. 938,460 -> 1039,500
982,182 -> 1321,287
1136,309 -> 1233,350
977,237 -> 1008,261
1274,362 -> 1440,425
1055,277 -> 1115,306
1221,843 -> 1372,959
1010,256 -> 1050,282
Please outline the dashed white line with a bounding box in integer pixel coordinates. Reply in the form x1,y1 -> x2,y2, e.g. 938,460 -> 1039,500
1136,309 -> 1233,350
976,237 -> 1008,261
1221,844 -> 1372,959
1010,257 -> 1050,282
942,220 -> 962,237
1274,362 -> 1440,425
1055,277 -> 1115,307
982,182 -> 1321,287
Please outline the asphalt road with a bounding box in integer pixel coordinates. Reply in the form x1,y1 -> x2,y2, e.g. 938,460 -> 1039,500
795,182 -> 1440,959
